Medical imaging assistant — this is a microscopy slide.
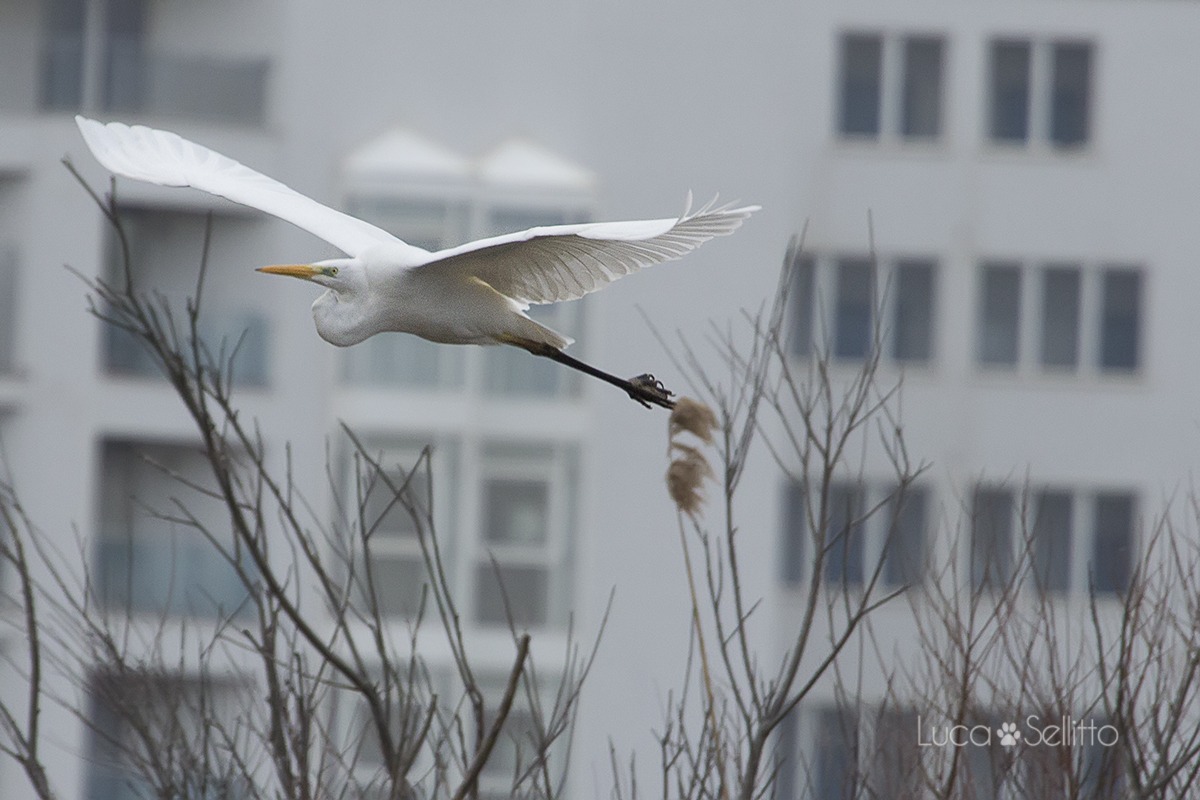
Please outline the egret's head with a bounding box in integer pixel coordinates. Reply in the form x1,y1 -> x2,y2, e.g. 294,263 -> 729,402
257,258 -> 375,346
257,258 -> 359,292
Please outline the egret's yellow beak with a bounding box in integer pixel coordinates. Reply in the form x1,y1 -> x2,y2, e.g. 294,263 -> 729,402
257,264 -> 320,281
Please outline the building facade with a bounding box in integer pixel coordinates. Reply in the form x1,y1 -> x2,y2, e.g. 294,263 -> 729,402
2,1 -> 1199,797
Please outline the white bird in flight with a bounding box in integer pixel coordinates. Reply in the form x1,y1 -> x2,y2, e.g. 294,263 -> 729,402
75,116 -> 758,409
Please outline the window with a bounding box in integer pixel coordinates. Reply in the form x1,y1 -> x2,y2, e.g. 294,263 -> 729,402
988,38 -> 1093,148
837,32 -> 945,141
1092,493 -> 1133,593
353,438 -> 577,630
86,672 -> 248,800
839,34 -> 882,137
103,207 -> 269,387
834,258 -> 874,360
95,440 -> 252,617
1099,268 -> 1141,371
892,258 -> 936,362
473,443 -> 575,627
884,488 -> 927,587
976,261 -> 1142,374
788,705 -> 922,800
38,0 -> 267,123
39,0 -> 87,110
1040,266 -> 1081,368
781,481 -> 927,590
978,262 -> 1021,366
814,707 -> 859,800
1032,490 -> 1072,592
902,37 -> 944,138
0,243 -> 16,375
824,484 -> 865,587
868,709 -> 922,798
989,40 -> 1031,142
477,677 -> 541,799
790,255 -> 817,358
971,487 -> 1015,591
792,254 -> 937,366
969,484 -> 1135,596
1052,42 -> 1092,146
354,440 -> 457,619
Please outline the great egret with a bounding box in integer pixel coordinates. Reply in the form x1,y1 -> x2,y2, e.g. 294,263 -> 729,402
75,116 -> 758,409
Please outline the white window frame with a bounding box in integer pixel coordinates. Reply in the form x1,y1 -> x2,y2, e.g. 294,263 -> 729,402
968,483 -> 1136,596
836,30 -> 947,145
781,479 -> 928,591
347,436 -> 461,620
986,36 -> 1095,151
465,442 -> 576,629
792,254 -> 938,367
975,260 -> 1142,377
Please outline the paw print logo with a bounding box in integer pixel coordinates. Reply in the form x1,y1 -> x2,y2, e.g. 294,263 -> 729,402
998,722 -> 1021,747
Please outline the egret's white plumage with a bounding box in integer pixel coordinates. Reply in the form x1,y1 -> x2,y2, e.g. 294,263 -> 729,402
75,116 -> 758,408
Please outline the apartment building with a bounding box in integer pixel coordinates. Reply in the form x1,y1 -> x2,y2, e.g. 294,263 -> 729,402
1,1 -> 1199,797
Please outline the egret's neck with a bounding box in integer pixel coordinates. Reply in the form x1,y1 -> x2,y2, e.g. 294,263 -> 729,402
312,289 -> 375,347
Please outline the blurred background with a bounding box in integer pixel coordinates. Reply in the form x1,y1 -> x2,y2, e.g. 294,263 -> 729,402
2,0 -> 1200,797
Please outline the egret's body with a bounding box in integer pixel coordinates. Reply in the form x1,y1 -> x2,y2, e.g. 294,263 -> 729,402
75,116 -> 758,408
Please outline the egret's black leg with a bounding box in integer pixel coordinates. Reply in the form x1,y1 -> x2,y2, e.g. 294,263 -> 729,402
526,344 -> 676,410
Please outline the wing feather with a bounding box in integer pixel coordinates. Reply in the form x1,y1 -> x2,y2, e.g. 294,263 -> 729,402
414,197 -> 759,305
75,116 -> 407,258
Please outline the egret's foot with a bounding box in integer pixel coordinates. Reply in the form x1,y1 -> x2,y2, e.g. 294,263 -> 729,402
627,373 -> 676,410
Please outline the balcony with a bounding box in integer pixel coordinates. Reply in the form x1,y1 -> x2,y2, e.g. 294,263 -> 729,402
95,529 -> 251,618
104,306 -> 270,387
1,30 -> 268,127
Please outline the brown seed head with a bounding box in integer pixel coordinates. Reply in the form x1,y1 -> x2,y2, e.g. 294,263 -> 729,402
668,397 -> 718,444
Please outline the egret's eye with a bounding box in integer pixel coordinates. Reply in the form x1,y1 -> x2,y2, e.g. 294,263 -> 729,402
324,266 -> 339,277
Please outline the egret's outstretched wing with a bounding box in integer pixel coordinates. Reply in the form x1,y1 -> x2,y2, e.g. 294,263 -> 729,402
75,116 -> 407,258
415,197 -> 759,305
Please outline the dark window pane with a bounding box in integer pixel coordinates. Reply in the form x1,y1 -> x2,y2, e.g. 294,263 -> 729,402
978,263 -> 1021,366
839,34 -> 882,136
1032,491 -> 1072,592
990,41 -> 1031,142
1100,268 -> 1141,371
791,255 -> 817,357
902,37 -> 943,138
883,487 -> 926,588
893,259 -> 935,362
38,0 -> 86,110
824,483 -> 864,587
782,481 -> 807,584
484,479 -> 548,545
475,563 -> 548,625
363,466 -> 429,539
972,488 -> 1013,591
870,710 -> 922,797
1051,42 -> 1092,146
1041,266 -> 1081,368
835,258 -> 874,359
776,709 -> 800,800
364,556 -> 428,618
102,0 -> 148,113
1092,494 -> 1133,594
815,707 -> 859,800
0,245 -> 17,374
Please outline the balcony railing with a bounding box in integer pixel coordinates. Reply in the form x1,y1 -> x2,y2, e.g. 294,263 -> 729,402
95,530 -> 251,617
15,32 -> 268,126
